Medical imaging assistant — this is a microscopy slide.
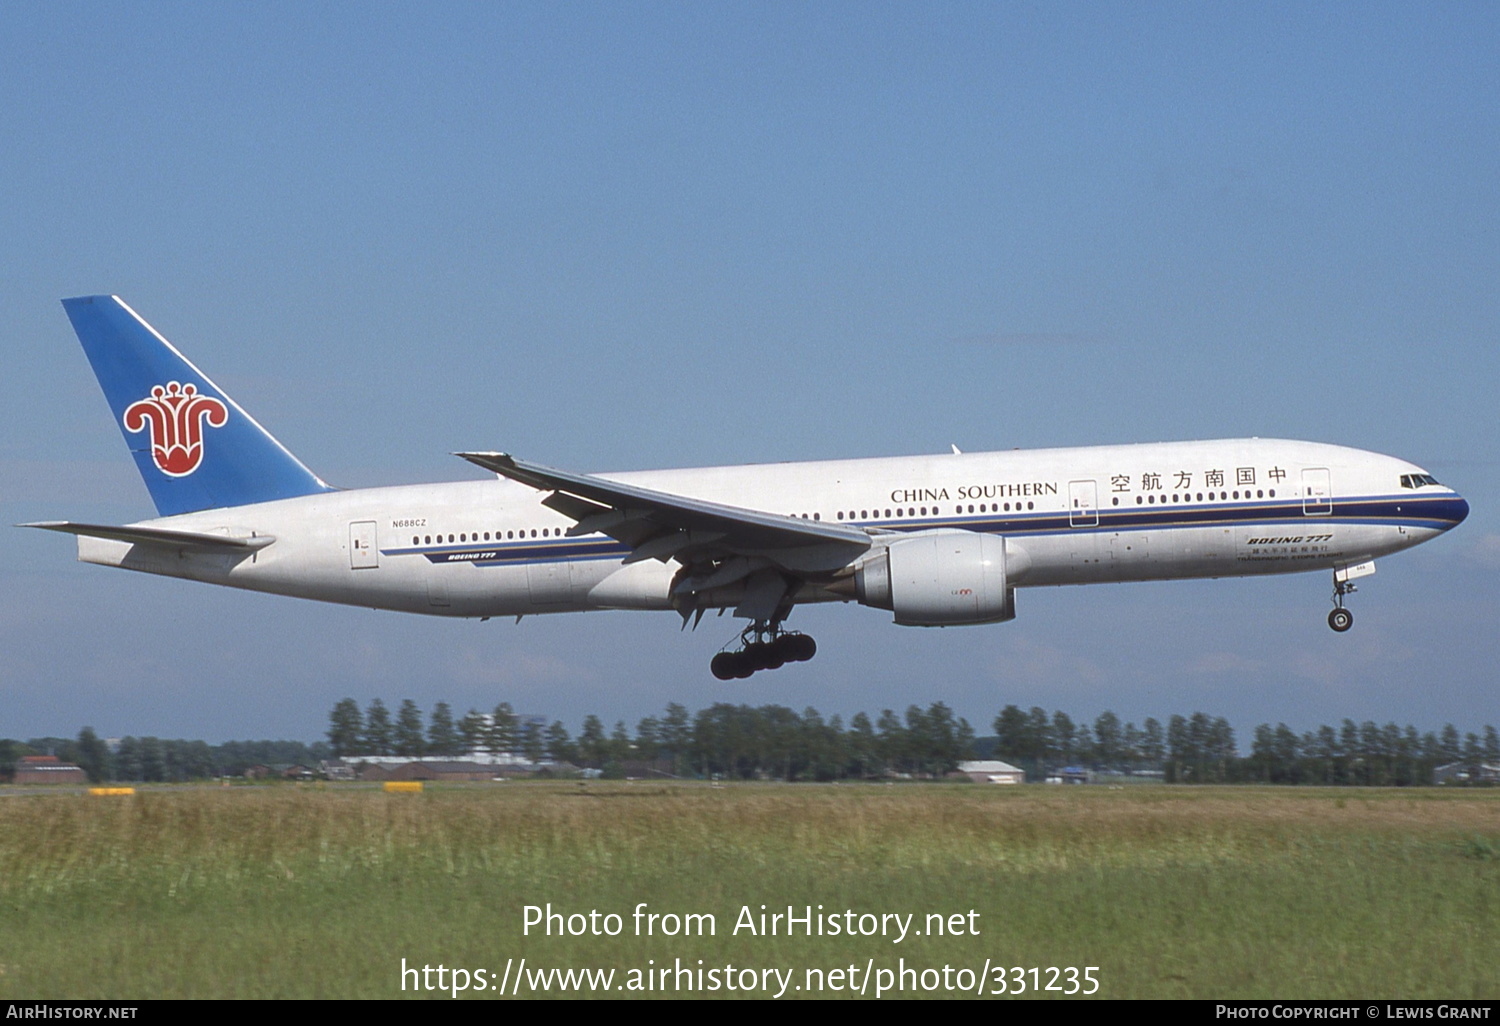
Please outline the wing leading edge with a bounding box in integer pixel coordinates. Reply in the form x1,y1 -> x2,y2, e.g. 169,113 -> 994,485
455,451 -> 871,576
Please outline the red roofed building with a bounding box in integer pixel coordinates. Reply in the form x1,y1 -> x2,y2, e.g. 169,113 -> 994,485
13,755 -> 88,785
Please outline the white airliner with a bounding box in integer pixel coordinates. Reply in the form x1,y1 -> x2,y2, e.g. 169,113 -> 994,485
28,296 -> 1469,679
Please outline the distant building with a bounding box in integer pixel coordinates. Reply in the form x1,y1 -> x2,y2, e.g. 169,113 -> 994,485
383,761 -> 496,782
355,757 -> 545,781
1434,762 -> 1500,786
319,759 -> 356,781
241,763 -> 313,780
957,760 -> 1025,785
348,753 -> 533,768
13,755 -> 88,785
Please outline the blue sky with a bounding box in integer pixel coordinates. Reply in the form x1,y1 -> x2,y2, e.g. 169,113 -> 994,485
3,3 -> 1497,743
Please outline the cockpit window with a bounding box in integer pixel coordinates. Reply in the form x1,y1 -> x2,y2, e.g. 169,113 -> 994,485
1400,474 -> 1442,489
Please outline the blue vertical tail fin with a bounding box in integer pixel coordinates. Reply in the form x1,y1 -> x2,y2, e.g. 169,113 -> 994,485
61,295 -> 334,516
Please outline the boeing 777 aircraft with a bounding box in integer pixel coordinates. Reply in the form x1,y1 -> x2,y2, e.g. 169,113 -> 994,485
29,296 -> 1469,679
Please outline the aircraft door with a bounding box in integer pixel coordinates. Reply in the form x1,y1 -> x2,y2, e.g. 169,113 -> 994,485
1069,480 -> 1098,527
1302,468 -> 1332,516
349,521 -> 379,569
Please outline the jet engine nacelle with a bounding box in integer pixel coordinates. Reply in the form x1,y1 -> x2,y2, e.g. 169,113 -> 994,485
852,530 -> 1017,626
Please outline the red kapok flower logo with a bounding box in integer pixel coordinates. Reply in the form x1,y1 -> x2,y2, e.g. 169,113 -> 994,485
122,382 -> 229,477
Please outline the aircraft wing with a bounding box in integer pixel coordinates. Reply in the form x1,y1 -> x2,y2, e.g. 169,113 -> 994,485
21,521 -> 275,552
455,451 -> 870,573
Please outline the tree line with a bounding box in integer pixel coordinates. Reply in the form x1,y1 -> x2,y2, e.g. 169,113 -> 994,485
5,702 -> 1495,785
325,696 -> 1500,785
0,732 -> 330,784
325,696 -> 977,781
982,705 -> 1496,785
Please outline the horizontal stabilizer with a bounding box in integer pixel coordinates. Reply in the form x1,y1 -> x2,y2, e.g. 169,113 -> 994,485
21,521 -> 275,552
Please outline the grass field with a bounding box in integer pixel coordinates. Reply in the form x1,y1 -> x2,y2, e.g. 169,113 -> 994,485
0,782 -> 1496,999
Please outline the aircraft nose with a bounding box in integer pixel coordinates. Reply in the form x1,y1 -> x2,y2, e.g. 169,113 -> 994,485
1452,493 -> 1470,526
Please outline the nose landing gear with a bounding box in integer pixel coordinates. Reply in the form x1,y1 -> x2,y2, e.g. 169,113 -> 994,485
710,620 -> 817,680
1328,574 -> 1355,632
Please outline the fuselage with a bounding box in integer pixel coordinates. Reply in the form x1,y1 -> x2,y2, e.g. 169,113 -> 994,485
76,437 -> 1468,621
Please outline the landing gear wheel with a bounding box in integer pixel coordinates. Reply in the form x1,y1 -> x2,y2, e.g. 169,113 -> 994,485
781,633 -> 816,662
1328,607 -> 1353,632
744,641 -> 783,671
710,619 -> 817,679
712,650 -> 757,680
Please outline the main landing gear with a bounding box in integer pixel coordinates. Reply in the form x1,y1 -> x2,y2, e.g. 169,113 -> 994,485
710,621 -> 817,680
1328,573 -> 1355,632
